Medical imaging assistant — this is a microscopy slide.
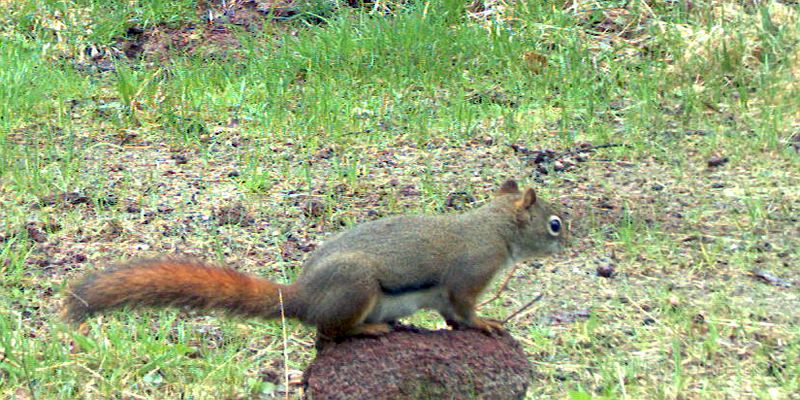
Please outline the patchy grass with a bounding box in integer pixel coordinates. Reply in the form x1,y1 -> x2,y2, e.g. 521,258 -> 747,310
1,0 -> 799,398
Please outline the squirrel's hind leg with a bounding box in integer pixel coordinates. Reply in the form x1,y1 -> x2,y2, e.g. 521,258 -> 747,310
346,322 -> 392,336
311,280 -> 386,343
314,322 -> 392,350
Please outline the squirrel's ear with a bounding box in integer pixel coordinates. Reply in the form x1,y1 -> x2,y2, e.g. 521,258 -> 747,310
499,180 -> 520,194
515,188 -> 537,209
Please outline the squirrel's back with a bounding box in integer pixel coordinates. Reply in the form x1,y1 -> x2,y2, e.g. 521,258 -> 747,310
296,209 -> 511,294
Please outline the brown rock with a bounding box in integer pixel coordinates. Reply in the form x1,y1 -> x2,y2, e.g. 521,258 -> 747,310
596,264 -> 615,278
303,326 -> 532,400
707,155 -> 729,167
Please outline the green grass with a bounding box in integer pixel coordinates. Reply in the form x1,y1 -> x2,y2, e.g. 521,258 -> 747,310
1,0 -> 799,398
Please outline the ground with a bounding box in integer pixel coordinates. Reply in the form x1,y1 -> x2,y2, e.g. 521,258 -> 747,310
0,0 -> 799,399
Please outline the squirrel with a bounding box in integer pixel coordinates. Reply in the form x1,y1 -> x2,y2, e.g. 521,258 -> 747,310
64,180 -> 567,346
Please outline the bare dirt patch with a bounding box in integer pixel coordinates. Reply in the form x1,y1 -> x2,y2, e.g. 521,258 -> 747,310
121,0 -> 295,60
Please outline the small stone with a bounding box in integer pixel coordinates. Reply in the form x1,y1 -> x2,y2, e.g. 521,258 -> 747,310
596,264 -> 615,278
172,154 -> 188,165
707,155 -> 729,167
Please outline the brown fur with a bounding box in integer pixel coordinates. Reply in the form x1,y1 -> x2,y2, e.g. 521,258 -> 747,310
64,259 -> 301,324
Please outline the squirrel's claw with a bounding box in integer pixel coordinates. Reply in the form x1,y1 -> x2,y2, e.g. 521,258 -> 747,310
470,317 -> 505,336
448,316 -> 506,336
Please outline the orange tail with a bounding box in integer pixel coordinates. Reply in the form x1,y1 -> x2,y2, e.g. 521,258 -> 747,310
64,259 -> 302,324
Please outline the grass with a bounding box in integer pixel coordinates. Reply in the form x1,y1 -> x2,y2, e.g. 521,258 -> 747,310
1,0 -> 799,398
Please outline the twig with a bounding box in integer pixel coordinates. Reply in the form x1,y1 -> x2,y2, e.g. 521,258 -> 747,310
590,143 -> 631,150
68,291 -> 89,307
503,293 -> 544,324
527,358 -> 596,370
478,263 -> 519,308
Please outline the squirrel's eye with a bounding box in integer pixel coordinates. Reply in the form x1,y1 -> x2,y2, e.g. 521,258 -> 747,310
548,216 -> 562,236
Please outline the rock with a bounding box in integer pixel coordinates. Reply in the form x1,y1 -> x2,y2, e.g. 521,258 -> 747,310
596,264 -> 615,278
707,155 -> 729,168
303,326 -> 532,400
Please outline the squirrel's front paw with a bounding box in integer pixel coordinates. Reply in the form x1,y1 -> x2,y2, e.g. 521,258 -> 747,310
471,317 -> 505,336
446,316 -> 506,336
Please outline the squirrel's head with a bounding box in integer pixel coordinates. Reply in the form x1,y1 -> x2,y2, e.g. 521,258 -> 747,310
495,179 -> 568,260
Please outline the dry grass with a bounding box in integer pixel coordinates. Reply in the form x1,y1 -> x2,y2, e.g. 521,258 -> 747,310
1,0 -> 798,398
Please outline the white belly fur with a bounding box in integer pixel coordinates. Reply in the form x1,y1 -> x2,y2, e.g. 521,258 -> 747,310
365,287 -> 449,323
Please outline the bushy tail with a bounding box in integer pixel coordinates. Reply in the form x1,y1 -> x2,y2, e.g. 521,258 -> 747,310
64,259 -> 301,324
